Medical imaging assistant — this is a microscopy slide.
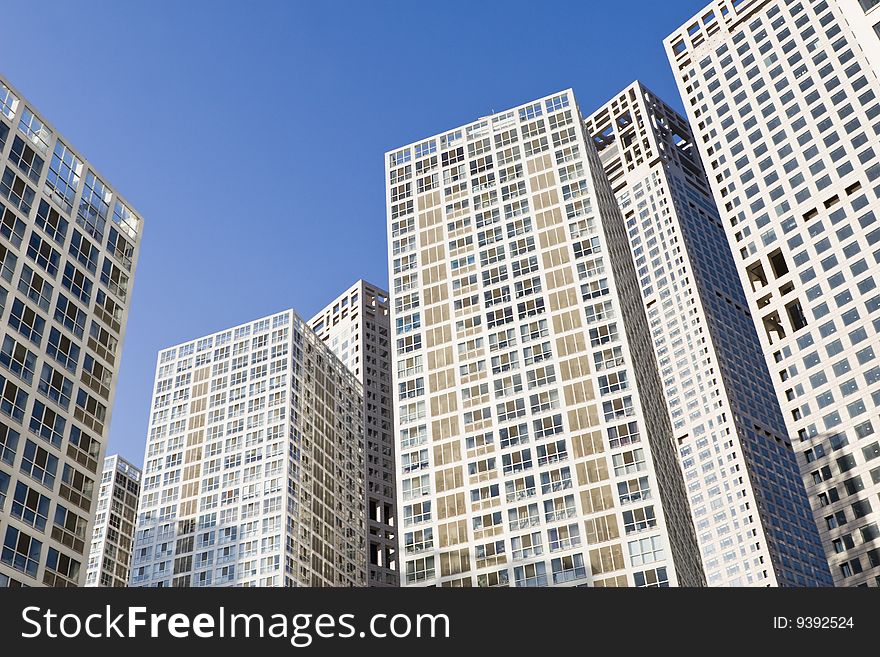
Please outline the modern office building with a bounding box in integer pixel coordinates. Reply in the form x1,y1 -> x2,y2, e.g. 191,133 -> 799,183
583,82 -> 831,586
386,89 -> 704,587
0,76 -> 143,587
84,454 -> 140,586
666,0 -> 880,585
130,310 -> 366,587
309,280 -> 398,586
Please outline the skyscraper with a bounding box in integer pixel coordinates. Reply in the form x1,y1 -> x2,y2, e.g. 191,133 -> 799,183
666,0 -> 880,585
309,280 -> 398,587
85,454 -> 140,586
386,89 -> 704,587
0,76 -> 143,587
130,310 -> 366,587
583,81 -> 831,586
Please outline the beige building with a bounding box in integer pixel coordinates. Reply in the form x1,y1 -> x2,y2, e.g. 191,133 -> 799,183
386,89 -> 704,587
0,76 -> 143,587
666,0 -> 880,585
85,454 -> 140,586
584,81 -> 831,586
130,310 -> 366,587
309,280 -> 398,586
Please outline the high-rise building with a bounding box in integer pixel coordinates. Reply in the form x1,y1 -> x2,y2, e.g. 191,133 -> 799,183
0,76 -> 143,587
386,89 -> 704,587
85,454 -> 140,586
130,310 -> 366,587
309,280 -> 398,586
666,0 -> 880,585
583,82 -> 831,586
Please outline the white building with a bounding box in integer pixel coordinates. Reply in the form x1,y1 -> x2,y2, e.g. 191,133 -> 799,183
666,0 -> 880,585
584,82 -> 831,586
130,310 -> 366,587
0,76 -> 143,587
309,280 -> 398,586
85,454 -> 140,586
386,89 -> 705,587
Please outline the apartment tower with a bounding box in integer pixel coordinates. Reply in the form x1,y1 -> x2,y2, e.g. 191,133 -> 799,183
583,82 -> 831,586
85,454 -> 140,586
309,280 -> 398,586
130,310 -> 366,587
0,77 -> 142,587
666,0 -> 880,585
386,90 -> 704,587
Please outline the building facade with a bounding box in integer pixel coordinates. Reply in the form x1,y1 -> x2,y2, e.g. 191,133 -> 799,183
386,90 -> 704,587
0,76 -> 142,587
666,0 -> 880,585
584,82 -> 831,586
85,454 -> 140,586
130,310 -> 366,587
309,280 -> 398,586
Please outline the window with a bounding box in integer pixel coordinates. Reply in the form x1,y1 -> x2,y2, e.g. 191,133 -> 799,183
0,167 -> 35,215
603,396 -> 635,421
405,556 -> 434,584
68,425 -> 100,467
0,469 -> 8,510
46,141 -> 83,214
401,449 -> 429,474
533,414 -> 563,439
69,230 -> 99,273
623,506 -> 657,534
499,422 -> 527,448
398,378 -> 424,400
38,363 -> 73,409
0,335 -> 36,383
634,567 -> 669,588
0,422 -> 19,465
502,448 -> 532,475
62,263 -> 93,305
599,371 -> 629,395
551,553 -> 587,584
2,526 -> 42,577
590,323 -> 618,346
18,108 -> 51,154
403,500 -> 431,526
54,295 -> 86,338
0,373 -> 27,422
75,389 -> 106,430
77,171 -> 111,240
11,482 -> 50,530
100,258 -> 129,301
513,562 -> 547,587
529,390 -> 559,415
9,136 -> 44,183
46,328 -> 80,373
628,535 -> 664,566
544,494 -> 576,522
612,449 -> 646,476
618,476 -> 651,504
0,82 -> 19,120
30,401 -> 66,447
526,365 -> 556,389
89,322 -> 118,363
21,439 -> 58,487
608,422 -> 640,449
0,203 -> 26,248
18,265 -> 54,312
396,312 -> 420,334
0,244 -> 17,283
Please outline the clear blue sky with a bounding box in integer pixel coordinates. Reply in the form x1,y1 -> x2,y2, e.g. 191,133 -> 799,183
0,0 -> 700,465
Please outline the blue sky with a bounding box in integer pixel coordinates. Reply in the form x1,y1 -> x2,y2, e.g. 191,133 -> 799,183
0,0 -> 701,465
